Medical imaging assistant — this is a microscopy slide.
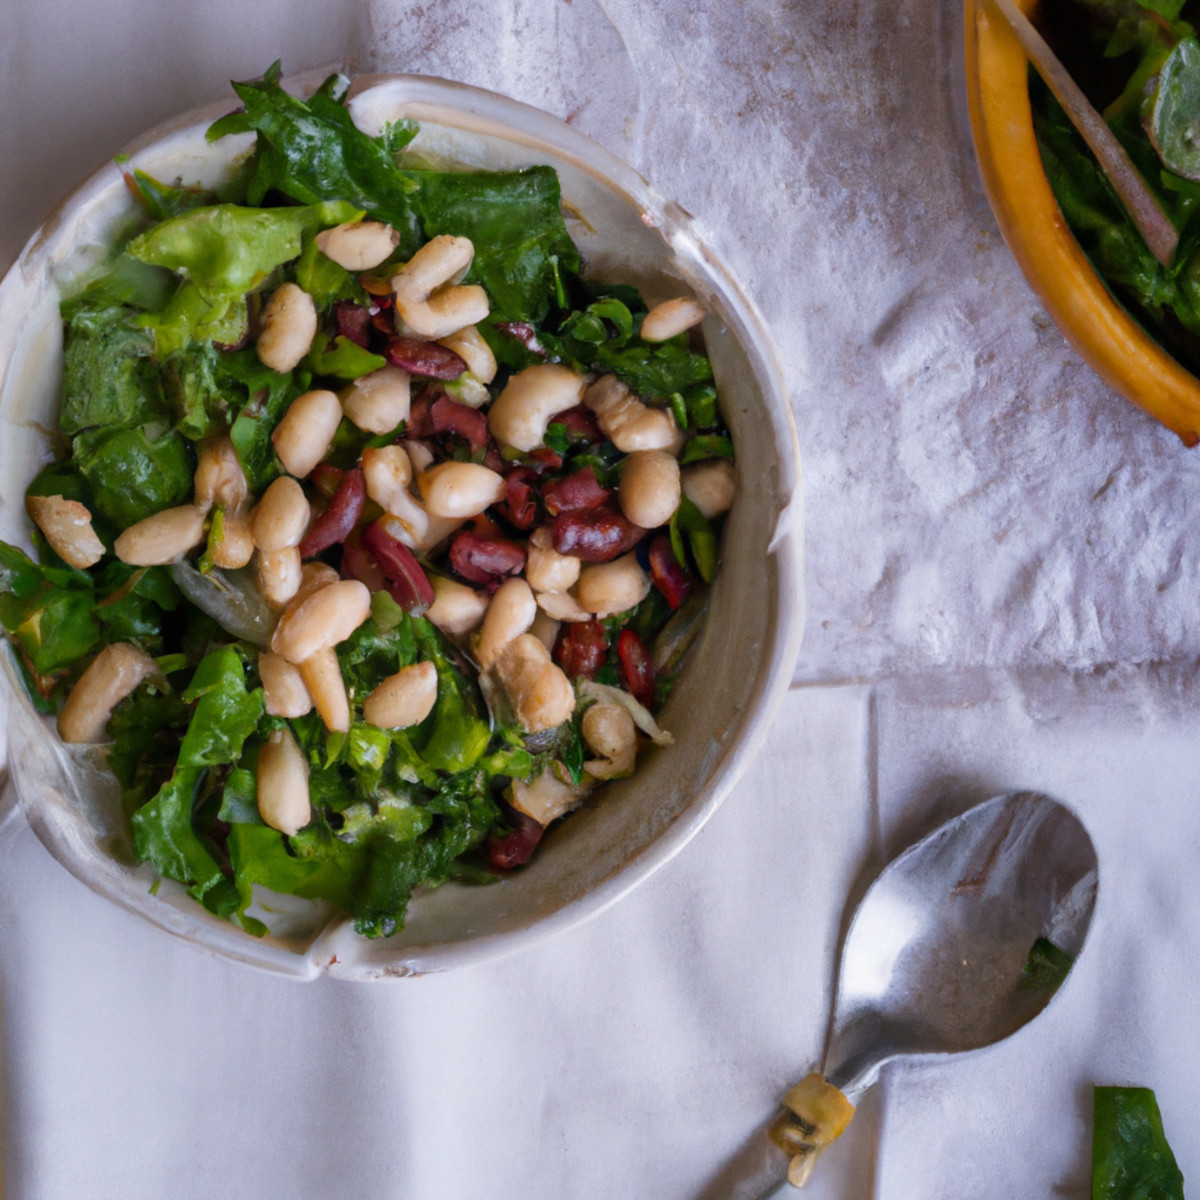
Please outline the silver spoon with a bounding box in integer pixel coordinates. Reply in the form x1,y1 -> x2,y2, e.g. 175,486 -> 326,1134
763,790 -> 1098,1192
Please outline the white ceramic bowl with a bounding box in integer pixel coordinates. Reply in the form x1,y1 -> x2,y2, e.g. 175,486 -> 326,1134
0,73 -> 803,979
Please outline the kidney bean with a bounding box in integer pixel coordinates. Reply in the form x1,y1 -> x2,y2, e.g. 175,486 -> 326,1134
495,321 -> 547,356
449,530 -> 527,586
552,404 -> 603,443
495,467 -> 540,531
487,808 -> 544,870
404,391 -> 436,439
553,619 -> 608,680
648,533 -> 691,609
384,335 -> 467,380
463,513 -> 506,540
362,519 -> 436,611
617,628 -> 656,708
334,300 -> 371,348
528,446 -> 563,473
340,538 -> 388,592
542,466 -> 612,516
430,395 -> 489,453
298,468 -> 364,558
551,506 -> 645,562
308,463 -> 345,500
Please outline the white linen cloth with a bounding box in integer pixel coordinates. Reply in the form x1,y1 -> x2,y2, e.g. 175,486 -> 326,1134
3,0 -> 1199,1196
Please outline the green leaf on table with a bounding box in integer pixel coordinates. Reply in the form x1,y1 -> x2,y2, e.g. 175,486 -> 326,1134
1092,1086 -> 1184,1200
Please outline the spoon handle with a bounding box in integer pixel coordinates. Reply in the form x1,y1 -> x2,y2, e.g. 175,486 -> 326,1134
986,0 -> 1179,266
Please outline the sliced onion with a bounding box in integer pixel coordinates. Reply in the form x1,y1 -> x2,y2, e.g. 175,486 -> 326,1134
169,562 -> 273,645
652,588 -> 708,673
578,680 -> 673,746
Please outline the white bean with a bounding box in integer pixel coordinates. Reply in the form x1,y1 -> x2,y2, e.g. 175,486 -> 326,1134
26,495 -> 105,569
210,511 -> 256,570
425,575 -> 490,638
584,375 -> 680,453
269,563 -> 340,639
524,526 -> 580,595
361,445 -> 459,553
259,651 -> 313,719
315,220 -> 400,271
510,766 -> 591,826
257,283 -> 317,373
391,235 -> 489,340
252,476 -> 311,551
437,325 -> 497,384
529,610 -> 561,654
256,546 -> 303,608
391,235 -> 490,340
114,505 -> 206,566
257,727 -> 311,836
681,458 -> 736,519
475,577 -> 537,670
575,552 -> 651,617
404,440 -> 435,474
618,450 -> 681,530
494,634 -> 576,733
271,578 -> 372,664
271,389 -> 342,478
487,364 -> 587,453
363,660 -> 439,729
535,590 -> 593,623
418,462 -> 505,519
298,647 -> 351,733
293,562 -> 341,606
193,437 -> 248,513
640,296 -> 706,342
582,702 -> 638,779
57,643 -> 160,744
362,442 -> 413,509
341,365 -> 411,435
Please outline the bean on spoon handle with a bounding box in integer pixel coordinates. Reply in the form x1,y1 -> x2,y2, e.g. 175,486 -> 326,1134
766,1073 -> 857,1188
986,0 -> 1179,267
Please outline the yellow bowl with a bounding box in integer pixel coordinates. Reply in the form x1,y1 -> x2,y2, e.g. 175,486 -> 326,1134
964,0 -> 1200,446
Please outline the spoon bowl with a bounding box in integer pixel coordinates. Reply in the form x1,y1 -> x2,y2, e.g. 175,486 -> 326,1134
826,790 -> 1097,1096
768,791 -> 1098,1190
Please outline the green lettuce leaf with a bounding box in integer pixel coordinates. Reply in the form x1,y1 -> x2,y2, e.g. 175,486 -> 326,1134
207,65 -> 579,323
61,303 -> 167,434
72,424 -> 194,527
130,649 -> 263,906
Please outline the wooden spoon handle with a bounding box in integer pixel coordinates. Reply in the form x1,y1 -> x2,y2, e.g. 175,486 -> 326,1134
987,0 -> 1179,267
